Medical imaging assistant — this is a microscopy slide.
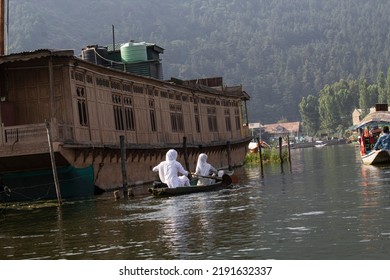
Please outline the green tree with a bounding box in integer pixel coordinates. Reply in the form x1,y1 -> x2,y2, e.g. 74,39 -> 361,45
386,67 -> 390,105
299,94 -> 319,136
377,71 -> 386,103
319,85 -> 340,135
359,77 -> 369,117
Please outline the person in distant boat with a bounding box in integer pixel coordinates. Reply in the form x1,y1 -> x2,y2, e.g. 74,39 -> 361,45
194,153 -> 218,186
153,149 -> 190,188
373,126 -> 390,150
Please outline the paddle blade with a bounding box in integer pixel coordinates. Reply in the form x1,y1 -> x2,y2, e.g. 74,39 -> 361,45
230,174 -> 239,184
222,174 -> 233,185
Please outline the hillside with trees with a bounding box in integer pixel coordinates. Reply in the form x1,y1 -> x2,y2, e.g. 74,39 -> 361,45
5,0 -> 390,128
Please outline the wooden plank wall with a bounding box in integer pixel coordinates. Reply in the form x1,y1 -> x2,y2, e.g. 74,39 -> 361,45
5,56 -> 247,147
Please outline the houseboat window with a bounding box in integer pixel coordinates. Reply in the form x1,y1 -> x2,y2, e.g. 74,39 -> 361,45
133,85 -> 144,94
123,84 -> 132,92
77,87 -> 88,126
207,107 -> 218,132
149,99 -> 157,132
124,96 -> 135,131
111,81 -> 121,91
96,77 -> 110,87
75,72 -> 84,82
170,104 -> 184,132
112,94 -> 124,130
86,75 -> 93,84
225,108 -> 232,132
235,108 -> 241,130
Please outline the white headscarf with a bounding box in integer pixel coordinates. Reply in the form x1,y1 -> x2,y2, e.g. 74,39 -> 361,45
166,149 -> 177,162
195,153 -> 217,186
163,149 -> 190,188
196,153 -> 210,176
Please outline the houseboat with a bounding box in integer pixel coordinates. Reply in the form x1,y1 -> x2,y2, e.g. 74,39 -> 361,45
0,43 -> 251,202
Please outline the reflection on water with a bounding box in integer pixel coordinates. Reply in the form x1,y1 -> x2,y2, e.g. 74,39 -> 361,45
2,144 -> 390,259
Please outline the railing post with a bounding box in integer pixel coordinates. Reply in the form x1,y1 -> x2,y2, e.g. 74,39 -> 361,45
0,122 -> 4,145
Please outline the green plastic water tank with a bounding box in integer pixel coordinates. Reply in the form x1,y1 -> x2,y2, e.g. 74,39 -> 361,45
120,42 -> 147,62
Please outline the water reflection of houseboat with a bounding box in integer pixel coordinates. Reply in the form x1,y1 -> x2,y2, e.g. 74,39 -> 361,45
0,42 -> 251,202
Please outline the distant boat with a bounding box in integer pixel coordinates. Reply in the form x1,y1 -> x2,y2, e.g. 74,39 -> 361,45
314,141 -> 326,148
248,139 -> 270,153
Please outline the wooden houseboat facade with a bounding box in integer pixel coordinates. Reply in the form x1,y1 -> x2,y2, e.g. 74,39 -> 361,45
0,47 -> 251,202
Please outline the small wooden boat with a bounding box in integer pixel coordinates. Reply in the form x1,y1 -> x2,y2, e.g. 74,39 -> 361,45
148,174 -> 233,197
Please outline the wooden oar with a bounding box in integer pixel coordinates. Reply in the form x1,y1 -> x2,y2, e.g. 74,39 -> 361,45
191,173 -> 220,180
191,173 -> 232,185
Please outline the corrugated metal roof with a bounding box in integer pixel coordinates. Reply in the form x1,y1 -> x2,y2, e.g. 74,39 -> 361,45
0,49 -> 74,64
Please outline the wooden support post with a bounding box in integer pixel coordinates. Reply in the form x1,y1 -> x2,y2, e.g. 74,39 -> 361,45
256,137 -> 264,178
279,137 -> 284,174
120,135 -> 128,198
0,0 -> 4,56
227,141 -> 232,171
183,137 -> 191,179
45,121 -> 62,206
287,135 -> 292,172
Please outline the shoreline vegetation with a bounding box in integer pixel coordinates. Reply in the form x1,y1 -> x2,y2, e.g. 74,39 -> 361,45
245,149 -> 289,164
245,139 -> 350,164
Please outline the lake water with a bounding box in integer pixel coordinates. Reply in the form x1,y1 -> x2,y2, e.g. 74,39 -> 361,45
2,144 -> 390,260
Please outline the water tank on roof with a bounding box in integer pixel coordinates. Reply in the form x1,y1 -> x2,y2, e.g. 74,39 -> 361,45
82,46 -> 96,63
120,42 -> 147,63
82,45 -> 108,66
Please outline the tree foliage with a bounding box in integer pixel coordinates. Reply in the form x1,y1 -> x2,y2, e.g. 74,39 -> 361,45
299,70 -> 390,137
299,95 -> 319,136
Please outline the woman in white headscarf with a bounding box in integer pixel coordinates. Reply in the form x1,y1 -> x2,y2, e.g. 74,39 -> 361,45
152,158 -> 167,184
195,153 -> 218,186
162,149 -> 190,188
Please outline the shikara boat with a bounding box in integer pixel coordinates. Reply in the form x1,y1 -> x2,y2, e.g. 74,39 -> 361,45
149,174 -> 232,197
361,150 -> 390,165
355,104 -> 390,165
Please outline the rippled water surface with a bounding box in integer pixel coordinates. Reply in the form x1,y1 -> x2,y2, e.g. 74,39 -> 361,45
2,144 -> 390,259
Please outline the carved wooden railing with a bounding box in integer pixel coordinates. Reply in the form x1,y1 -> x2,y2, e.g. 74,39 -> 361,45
0,123 -> 47,145
0,121 -> 75,146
